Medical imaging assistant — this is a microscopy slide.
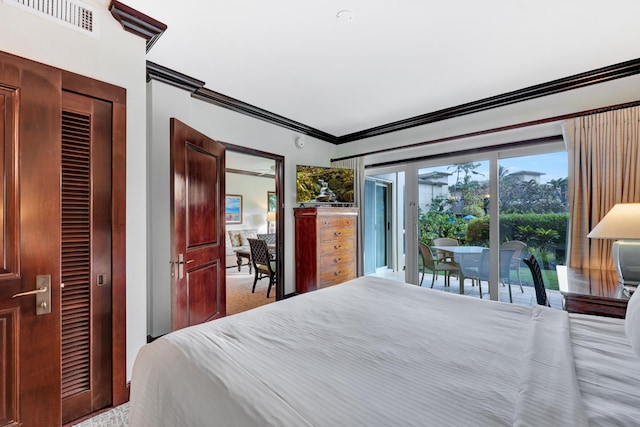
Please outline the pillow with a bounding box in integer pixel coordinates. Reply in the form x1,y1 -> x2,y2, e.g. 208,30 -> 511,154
625,288 -> 640,357
240,229 -> 257,246
228,231 -> 242,247
225,231 -> 232,249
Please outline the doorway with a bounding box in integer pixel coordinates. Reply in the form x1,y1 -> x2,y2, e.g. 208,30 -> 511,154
224,147 -> 284,315
364,178 -> 393,275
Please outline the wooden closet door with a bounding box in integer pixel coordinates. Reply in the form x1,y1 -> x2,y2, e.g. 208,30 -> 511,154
0,52 -> 62,427
61,91 -> 113,424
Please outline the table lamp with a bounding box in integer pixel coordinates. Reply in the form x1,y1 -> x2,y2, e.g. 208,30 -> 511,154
266,211 -> 276,233
587,203 -> 640,286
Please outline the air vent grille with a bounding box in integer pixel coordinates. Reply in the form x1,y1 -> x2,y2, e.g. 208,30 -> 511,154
5,0 -> 96,33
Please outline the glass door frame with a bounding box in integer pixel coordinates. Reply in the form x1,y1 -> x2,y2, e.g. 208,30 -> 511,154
366,138 -> 566,299
364,167 -> 406,279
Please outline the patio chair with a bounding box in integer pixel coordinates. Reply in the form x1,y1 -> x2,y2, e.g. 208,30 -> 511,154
248,238 -> 276,298
457,248 -> 514,299
501,240 -> 527,298
432,237 -> 459,263
522,254 -> 550,307
418,242 -> 459,288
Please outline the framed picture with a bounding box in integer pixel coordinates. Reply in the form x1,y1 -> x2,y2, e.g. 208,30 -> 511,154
225,194 -> 243,224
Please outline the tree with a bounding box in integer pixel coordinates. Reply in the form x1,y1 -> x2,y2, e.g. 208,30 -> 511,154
547,177 -> 568,206
418,207 -> 467,243
499,178 -> 567,214
448,162 -> 486,216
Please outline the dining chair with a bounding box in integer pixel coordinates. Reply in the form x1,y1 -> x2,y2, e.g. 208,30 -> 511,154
457,248 -> 514,299
248,238 -> 276,298
256,233 -> 276,258
418,242 -> 459,288
432,237 -> 459,263
501,240 -> 527,298
522,254 -> 550,307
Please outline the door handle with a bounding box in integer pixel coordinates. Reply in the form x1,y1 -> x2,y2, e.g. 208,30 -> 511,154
174,254 -> 194,279
12,287 -> 47,298
12,275 -> 52,315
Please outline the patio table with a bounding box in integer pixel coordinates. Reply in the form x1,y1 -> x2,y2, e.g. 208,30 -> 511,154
432,246 -> 485,294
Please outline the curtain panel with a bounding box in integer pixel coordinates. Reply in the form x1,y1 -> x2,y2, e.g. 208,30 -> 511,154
563,106 -> 640,269
331,157 -> 365,276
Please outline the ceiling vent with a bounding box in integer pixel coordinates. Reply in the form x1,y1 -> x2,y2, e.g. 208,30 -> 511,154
4,0 -> 98,35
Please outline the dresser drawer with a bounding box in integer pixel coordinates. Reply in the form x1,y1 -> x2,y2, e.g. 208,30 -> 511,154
318,216 -> 357,229
319,226 -> 354,242
320,252 -> 354,270
319,238 -> 355,254
320,265 -> 355,287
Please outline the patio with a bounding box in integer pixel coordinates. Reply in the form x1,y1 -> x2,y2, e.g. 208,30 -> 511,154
372,269 -> 564,310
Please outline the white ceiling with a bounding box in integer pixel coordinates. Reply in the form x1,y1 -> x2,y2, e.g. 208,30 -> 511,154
123,0 -> 640,138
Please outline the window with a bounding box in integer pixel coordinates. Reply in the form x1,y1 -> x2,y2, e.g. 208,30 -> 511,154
364,139 -> 567,307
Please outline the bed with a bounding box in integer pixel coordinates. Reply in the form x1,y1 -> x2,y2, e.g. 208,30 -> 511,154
128,276 -> 640,426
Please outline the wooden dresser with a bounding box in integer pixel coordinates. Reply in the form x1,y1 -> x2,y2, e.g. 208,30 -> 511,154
294,206 -> 358,294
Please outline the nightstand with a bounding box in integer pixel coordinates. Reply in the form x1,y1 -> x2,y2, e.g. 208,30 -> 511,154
557,266 -> 630,318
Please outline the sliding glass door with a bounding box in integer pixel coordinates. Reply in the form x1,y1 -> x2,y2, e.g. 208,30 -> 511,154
363,172 -> 405,280
364,139 -> 568,307
497,151 -> 568,304
364,177 -> 393,275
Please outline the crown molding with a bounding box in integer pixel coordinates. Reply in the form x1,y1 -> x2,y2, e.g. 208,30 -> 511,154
146,61 -> 205,92
336,58 -> 640,144
109,1 -> 167,52
146,56 -> 640,145
192,88 -> 337,143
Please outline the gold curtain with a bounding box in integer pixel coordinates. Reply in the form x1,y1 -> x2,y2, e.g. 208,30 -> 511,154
563,106 -> 640,269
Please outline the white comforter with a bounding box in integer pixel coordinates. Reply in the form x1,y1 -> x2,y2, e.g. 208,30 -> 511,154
129,276 -> 624,426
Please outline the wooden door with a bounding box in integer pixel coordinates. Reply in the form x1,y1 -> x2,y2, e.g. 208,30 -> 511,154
0,53 -> 62,426
170,118 -> 226,330
60,91 -> 113,423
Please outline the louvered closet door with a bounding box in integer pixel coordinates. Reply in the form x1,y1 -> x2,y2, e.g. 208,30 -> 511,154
61,91 -> 112,424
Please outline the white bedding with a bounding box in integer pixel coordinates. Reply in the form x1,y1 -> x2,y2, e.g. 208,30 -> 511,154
129,276 -> 640,426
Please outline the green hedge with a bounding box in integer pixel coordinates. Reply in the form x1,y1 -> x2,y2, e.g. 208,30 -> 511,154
466,213 -> 568,249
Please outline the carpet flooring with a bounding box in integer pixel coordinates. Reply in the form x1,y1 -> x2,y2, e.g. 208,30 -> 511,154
71,403 -> 129,427
226,265 -> 275,315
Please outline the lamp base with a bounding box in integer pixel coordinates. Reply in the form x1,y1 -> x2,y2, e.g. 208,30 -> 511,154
612,240 -> 640,286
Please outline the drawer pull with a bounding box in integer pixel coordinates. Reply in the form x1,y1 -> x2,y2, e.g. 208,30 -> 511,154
334,245 -> 342,249
334,258 -> 342,263
334,231 -> 342,236
334,271 -> 342,276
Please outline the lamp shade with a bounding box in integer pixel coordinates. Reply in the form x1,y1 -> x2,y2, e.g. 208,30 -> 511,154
588,203 -> 640,286
587,203 -> 640,240
266,211 -> 276,222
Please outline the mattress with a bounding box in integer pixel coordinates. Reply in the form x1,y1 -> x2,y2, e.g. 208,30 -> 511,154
129,276 -> 640,426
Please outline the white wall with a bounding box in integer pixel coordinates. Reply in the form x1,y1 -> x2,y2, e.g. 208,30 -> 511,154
0,0 -> 148,381
147,79 -> 337,337
226,173 -> 275,234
